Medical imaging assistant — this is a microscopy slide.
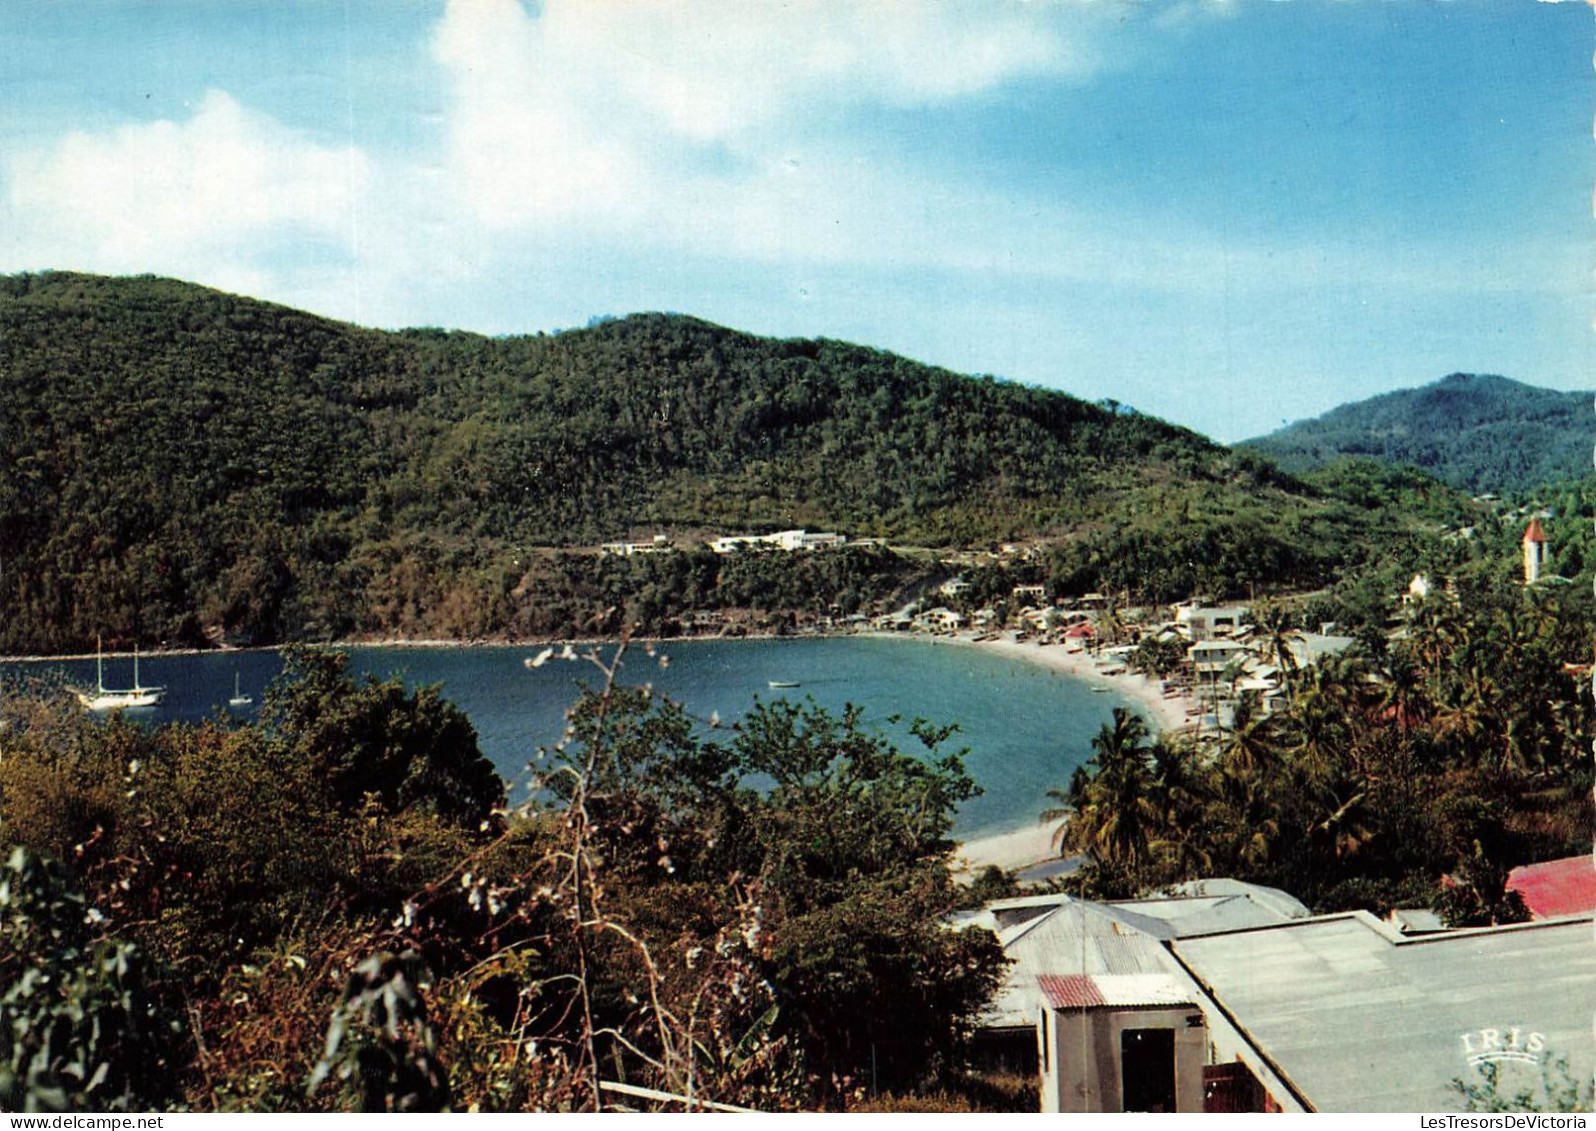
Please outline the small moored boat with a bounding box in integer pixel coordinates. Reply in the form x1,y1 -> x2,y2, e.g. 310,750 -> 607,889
767,680 -> 801,689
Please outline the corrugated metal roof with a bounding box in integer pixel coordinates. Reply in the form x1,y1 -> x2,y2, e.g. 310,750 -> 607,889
977,882 -> 1311,1030
1109,879 -> 1311,936
1506,855 -> 1596,919
1092,973 -> 1192,1007
1172,913 -> 1596,1112
982,898 -> 1178,1028
1038,972 -> 1192,1011
1038,974 -> 1104,1009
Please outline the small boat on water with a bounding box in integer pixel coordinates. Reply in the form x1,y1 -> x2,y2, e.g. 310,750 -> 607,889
228,670 -> 253,708
1091,685 -> 1111,694
76,637 -> 164,711
767,680 -> 801,689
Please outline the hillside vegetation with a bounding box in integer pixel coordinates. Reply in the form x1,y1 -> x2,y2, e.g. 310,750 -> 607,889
1239,373 -> 1589,495
2,272 -> 1461,653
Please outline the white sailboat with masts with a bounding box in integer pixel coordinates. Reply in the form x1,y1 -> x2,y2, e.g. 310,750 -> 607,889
76,637 -> 165,710
228,669 -> 253,708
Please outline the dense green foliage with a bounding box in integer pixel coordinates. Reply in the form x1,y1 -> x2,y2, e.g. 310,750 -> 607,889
1048,580 -> 1592,915
0,847 -> 181,1112
1,270 -> 1431,653
0,647 -> 1006,1111
1240,373 -> 1589,495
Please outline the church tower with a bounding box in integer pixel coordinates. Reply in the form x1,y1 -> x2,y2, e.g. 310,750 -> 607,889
1522,518 -> 1548,585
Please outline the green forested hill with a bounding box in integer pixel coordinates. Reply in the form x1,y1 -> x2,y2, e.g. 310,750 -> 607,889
1,272 -> 1454,653
1238,373 -> 1589,495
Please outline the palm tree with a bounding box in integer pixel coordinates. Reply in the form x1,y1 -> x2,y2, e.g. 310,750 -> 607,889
1041,765 -> 1092,849
1145,738 -> 1215,880
1252,602 -> 1303,690
1219,690 -> 1283,781
1285,669 -> 1351,785
1044,708 -> 1158,872
1404,596 -> 1463,704
1433,663 -> 1498,768
1312,788 -> 1376,859
1374,652 -> 1432,730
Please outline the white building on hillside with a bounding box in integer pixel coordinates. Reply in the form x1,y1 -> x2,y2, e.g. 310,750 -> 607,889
708,529 -> 847,553
600,534 -> 672,556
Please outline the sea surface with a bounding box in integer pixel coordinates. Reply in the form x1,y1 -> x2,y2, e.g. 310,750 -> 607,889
3,637 -> 1133,838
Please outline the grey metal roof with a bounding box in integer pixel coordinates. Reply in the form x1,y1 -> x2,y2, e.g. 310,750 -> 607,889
1146,878 -> 1312,929
1171,913 -> 1596,1112
1286,632 -> 1355,666
982,898 -> 1178,1029
972,880 -> 1312,1030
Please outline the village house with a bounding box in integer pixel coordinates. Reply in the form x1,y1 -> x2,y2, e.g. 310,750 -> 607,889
1505,854 -> 1596,920
1173,601 -> 1249,641
960,881 -> 1596,1112
915,607 -> 963,633
939,577 -> 971,599
1187,638 -> 1249,679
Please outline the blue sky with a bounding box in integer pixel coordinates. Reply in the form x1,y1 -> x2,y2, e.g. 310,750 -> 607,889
2,1 -> 1589,441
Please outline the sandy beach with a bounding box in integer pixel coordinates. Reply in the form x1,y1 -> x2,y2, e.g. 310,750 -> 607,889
943,632 -> 1198,876
956,822 -> 1063,876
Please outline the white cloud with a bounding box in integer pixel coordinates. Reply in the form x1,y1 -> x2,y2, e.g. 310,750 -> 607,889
529,0 -> 1087,139
435,0 -> 1087,143
5,89 -> 369,279
426,0 -> 1105,236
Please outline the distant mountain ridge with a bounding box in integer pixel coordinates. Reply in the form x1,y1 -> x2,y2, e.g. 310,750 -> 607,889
1239,373 -> 1590,495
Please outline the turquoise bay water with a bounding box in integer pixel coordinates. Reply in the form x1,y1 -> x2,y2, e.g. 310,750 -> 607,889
4,637 -> 1133,838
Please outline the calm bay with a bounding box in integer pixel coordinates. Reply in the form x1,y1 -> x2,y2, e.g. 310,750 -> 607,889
2,636 -> 1136,838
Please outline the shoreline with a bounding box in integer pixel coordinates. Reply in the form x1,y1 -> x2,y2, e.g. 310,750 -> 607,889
941,631 -> 1197,876
8,626 -> 1201,878
923,631 -> 1190,734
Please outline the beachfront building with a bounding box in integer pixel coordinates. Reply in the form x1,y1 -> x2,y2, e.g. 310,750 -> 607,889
961,882 -> 1596,1112
1020,606 -> 1074,634
1173,602 -> 1249,641
915,607 -> 963,633
1174,617 -> 1351,728
1188,638 -> 1249,678
1523,518 -> 1549,585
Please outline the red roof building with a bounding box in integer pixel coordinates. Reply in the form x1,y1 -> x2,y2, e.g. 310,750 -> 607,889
1506,855 -> 1596,919
1522,519 -> 1549,585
